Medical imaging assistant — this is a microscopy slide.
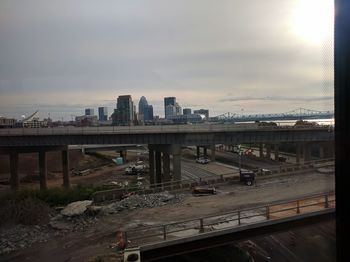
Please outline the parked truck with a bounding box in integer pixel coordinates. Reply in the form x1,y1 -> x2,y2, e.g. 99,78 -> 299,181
125,161 -> 146,175
239,170 -> 256,186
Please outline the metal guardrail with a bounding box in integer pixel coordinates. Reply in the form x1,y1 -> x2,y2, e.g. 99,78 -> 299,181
0,123 -> 333,136
124,191 -> 335,248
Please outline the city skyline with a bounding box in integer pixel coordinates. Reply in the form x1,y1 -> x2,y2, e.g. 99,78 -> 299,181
0,0 -> 334,120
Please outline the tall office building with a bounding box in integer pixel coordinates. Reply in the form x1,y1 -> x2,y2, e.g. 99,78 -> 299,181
165,104 -> 176,119
164,97 -> 176,118
98,107 -> 108,121
85,108 -> 94,116
112,95 -> 134,125
138,96 -> 153,121
175,103 -> 182,116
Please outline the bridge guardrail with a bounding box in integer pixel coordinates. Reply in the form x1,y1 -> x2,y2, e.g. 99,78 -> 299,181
124,191 -> 335,248
0,123 -> 333,136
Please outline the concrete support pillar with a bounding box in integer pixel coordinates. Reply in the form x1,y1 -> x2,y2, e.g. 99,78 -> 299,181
203,147 -> 208,157
296,143 -> 302,164
173,154 -> 181,181
319,146 -> 325,159
39,150 -> 47,190
266,144 -> 271,159
259,143 -> 264,158
62,149 -> 70,188
155,151 -> 162,184
196,146 -> 200,158
274,144 -> 279,161
303,144 -> 311,162
324,142 -> 335,158
119,150 -> 127,161
210,145 -> 216,162
10,152 -> 19,191
149,149 -> 155,185
163,153 -> 171,182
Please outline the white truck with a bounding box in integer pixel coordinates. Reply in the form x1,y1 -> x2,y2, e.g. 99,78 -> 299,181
125,161 -> 146,175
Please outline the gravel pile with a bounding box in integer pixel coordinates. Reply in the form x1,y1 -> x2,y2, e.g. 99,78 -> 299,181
101,191 -> 186,214
0,225 -> 55,255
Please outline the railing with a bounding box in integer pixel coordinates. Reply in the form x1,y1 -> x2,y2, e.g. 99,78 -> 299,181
0,123 -> 333,136
124,191 -> 335,248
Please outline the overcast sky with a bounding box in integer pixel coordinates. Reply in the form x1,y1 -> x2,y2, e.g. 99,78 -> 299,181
0,0 -> 334,120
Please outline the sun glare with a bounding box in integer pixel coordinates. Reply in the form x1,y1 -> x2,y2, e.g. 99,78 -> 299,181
291,0 -> 334,45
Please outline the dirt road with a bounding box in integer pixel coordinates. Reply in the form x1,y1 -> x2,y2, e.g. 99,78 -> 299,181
0,171 -> 334,262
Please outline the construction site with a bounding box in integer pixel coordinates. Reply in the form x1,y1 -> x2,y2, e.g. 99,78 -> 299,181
0,142 -> 335,262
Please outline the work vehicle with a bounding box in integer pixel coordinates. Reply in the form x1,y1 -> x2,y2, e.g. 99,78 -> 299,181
239,170 -> 256,186
125,162 -> 146,175
192,186 -> 216,195
196,157 -> 210,164
260,168 -> 272,175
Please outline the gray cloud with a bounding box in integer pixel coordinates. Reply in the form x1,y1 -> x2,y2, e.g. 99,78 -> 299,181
219,95 -> 334,103
0,0 -> 334,119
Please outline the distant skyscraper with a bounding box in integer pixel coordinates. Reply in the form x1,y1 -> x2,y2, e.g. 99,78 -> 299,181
164,97 -> 176,118
165,104 -> 176,119
147,105 -> 154,120
98,107 -> 108,121
85,108 -> 94,116
175,103 -> 182,116
112,95 -> 134,125
138,96 -> 154,121
183,108 -> 192,115
194,109 -> 209,120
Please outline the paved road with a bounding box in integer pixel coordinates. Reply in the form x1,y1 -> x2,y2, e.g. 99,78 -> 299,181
181,160 -> 219,181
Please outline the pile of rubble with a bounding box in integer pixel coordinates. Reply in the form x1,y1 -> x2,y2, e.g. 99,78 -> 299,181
98,191 -> 186,214
0,225 -> 55,255
0,192 -> 186,255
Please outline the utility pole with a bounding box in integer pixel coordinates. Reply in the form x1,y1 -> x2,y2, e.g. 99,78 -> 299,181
238,144 -> 242,174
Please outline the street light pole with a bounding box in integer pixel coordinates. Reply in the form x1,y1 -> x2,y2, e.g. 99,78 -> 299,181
238,144 -> 242,174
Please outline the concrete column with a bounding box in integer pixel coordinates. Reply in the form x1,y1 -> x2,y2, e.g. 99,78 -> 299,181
210,145 -> 216,162
62,149 -> 70,188
274,144 -> 279,161
324,142 -> 335,158
119,150 -> 127,161
259,143 -> 264,158
196,146 -> 200,158
296,143 -> 302,164
163,153 -> 171,182
266,144 -> 271,159
155,151 -> 162,184
39,150 -> 47,190
203,147 -> 208,157
149,149 -> 155,185
173,154 -> 181,181
303,144 -> 311,162
319,146 -> 325,159
10,152 -> 19,191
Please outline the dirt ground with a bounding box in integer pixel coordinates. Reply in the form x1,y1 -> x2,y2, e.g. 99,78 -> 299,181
0,170 -> 335,262
0,150 -> 141,192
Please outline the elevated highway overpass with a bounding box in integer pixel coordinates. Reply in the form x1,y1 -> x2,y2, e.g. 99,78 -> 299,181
0,123 -> 333,147
0,124 -> 334,191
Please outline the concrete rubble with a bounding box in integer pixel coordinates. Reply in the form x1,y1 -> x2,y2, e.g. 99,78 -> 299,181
0,192 -> 186,255
61,200 -> 93,217
92,191 -> 186,214
0,225 -> 55,255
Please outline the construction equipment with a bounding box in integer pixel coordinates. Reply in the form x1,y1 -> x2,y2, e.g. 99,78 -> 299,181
191,186 -> 216,195
239,170 -> 256,186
